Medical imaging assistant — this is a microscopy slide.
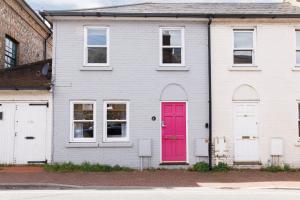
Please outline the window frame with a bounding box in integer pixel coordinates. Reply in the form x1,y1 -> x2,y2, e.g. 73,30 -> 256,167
296,29 -> 300,66
233,29 -> 256,67
159,27 -> 185,67
4,35 -> 18,68
70,101 -> 97,143
83,26 -> 110,67
103,101 -> 130,142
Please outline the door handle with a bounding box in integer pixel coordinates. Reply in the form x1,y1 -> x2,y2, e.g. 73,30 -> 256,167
161,121 -> 166,127
25,136 -> 35,140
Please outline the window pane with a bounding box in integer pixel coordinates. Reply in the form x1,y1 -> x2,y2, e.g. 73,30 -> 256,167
87,29 -> 106,45
297,31 -> 300,49
5,36 -> 17,68
107,121 -> 127,138
297,51 -> 300,65
74,104 -> 93,120
107,104 -> 126,120
234,32 -> 253,49
88,47 -> 107,63
162,30 -> 181,46
234,50 -> 253,64
74,122 -> 94,138
163,48 -> 182,64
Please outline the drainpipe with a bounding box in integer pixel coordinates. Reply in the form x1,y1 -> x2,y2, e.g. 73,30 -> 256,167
44,33 -> 51,60
207,16 -> 213,170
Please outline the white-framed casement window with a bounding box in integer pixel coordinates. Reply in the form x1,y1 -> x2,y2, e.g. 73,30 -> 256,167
84,26 -> 109,66
296,30 -> 300,66
103,101 -> 129,142
70,101 -> 96,143
160,27 -> 185,66
233,29 -> 255,66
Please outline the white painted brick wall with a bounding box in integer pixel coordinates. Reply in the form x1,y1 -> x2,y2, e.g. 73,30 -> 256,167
52,19 -> 209,168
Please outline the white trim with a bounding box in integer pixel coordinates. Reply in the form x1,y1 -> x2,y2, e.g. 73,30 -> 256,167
83,26 -> 110,67
70,101 -> 96,143
103,101 -> 130,143
296,29 -> 300,66
160,101 -> 188,164
159,27 -> 185,67
232,29 -> 256,67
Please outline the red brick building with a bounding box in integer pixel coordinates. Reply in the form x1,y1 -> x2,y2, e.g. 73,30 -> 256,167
0,0 -> 52,69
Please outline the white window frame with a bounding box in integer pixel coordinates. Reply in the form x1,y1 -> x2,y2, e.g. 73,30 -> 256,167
70,101 -> 96,143
159,27 -> 185,67
233,29 -> 256,67
103,101 -> 130,142
83,26 -> 109,67
296,30 -> 300,67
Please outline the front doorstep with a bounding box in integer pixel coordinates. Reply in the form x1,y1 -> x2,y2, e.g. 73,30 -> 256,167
160,162 -> 189,165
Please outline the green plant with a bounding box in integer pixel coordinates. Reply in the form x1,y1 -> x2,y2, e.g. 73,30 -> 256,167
191,162 -> 210,172
262,164 -> 296,172
43,162 -> 134,172
213,162 -> 231,172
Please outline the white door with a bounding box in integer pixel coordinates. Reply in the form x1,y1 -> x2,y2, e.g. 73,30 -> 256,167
0,103 -> 15,164
234,103 -> 259,162
0,103 -> 47,164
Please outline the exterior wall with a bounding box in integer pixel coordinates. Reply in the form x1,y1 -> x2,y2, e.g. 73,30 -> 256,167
52,19 -> 209,168
0,0 -> 52,68
211,19 -> 300,167
0,90 -> 53,163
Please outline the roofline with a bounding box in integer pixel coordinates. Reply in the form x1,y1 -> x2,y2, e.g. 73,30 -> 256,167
40,11 -> 300,19
18,0 -> 52,33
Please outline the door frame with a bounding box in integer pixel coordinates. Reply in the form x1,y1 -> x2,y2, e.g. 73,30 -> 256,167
232,101 -> 260,162
160,101 -> 188,164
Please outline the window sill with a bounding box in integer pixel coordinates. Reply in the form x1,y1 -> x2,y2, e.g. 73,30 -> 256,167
295,140 -> 300,147
156,66 -> 189,71
65,143 -> 98,148
229,66 -> 261,71
80,66 -> 112,71
99,142 -> 133,148
292,66 -> 300,71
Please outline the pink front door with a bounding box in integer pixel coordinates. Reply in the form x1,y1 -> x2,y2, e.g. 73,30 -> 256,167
161,102 -> 186,162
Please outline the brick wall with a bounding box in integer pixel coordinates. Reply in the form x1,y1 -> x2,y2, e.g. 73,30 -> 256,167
0,0 -> 52,69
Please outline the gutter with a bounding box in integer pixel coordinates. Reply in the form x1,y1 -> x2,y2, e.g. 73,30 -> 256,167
207,16 -> 213,170
40,11 -> 300,19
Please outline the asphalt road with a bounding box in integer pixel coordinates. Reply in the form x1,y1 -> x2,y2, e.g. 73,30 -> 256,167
1,188 -> 300,200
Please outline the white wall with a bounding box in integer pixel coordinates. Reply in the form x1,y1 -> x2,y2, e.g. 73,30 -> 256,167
212,19 -> 300,167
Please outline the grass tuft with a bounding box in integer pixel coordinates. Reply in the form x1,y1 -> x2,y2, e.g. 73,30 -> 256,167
43,162 -> 134,173
262,164 -> 296,172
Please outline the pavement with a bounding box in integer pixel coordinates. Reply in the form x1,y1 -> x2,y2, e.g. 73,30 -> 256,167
1,166 -> 300,189
1,188 -> 300,200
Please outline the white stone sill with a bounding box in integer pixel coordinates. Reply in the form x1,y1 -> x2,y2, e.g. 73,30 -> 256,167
65,143 -> 98,148
229,66 -> 261,71
156,66 -> 189,71
292,66 -> 300,71
80,66 -> 112,71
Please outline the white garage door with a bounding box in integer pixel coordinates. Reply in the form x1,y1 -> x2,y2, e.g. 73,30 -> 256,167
0,102 -> 47,164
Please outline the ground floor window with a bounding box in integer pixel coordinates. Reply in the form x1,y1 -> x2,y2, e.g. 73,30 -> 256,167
70,101 -> 96,142
104,101 -> 129,142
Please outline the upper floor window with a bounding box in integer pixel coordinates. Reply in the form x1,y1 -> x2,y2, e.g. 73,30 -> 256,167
70,101 -> 96,143
160,27 -> 185,66
296,30 -> 300,66
233,29 -> 255,65
84,27 -> 109,66
5,36 -> 18,68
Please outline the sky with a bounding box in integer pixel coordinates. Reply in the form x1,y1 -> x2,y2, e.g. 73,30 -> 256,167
26,0 -> 283,11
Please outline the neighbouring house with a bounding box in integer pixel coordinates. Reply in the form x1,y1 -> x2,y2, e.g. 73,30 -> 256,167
211,2 -> 300,168
42,2 -> 300,169
0,0 -> 52,164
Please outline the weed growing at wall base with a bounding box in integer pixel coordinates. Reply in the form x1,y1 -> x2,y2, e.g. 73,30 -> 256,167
44,162 -> 134,172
